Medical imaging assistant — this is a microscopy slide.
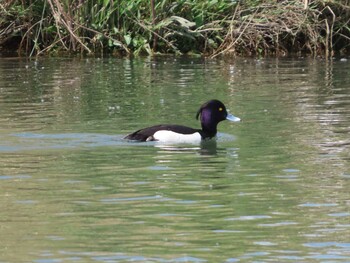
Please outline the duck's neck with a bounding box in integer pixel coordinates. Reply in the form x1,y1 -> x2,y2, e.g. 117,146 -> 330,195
201,125 -> 217,139
200,110 -> 218,138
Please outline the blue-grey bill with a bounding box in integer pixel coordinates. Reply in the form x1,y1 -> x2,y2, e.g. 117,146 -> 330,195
226,113 -> 241,122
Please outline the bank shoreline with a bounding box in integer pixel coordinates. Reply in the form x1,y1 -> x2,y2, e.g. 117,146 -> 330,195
1,0 -> 349,57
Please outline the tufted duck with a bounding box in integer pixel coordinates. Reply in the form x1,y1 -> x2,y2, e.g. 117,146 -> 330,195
124,99 -> 240,143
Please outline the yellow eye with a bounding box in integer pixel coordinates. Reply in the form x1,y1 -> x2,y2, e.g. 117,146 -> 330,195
219,107 -> 223,112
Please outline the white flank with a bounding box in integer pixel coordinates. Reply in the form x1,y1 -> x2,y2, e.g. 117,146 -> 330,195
153,130 -> 202,143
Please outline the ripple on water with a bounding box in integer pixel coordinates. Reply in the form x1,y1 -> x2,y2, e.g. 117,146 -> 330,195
225,215 -> 272,221
1,132 -> 237,152
328,212 -> 350,217
298,203 -> 338,207
0,174 -> 31,180
100,195 -> 172,203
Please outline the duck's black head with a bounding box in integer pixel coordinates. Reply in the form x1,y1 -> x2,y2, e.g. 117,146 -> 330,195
196,99 -> 240,138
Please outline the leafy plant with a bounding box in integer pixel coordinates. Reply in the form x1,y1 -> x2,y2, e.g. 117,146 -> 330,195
0,0 -> 349,56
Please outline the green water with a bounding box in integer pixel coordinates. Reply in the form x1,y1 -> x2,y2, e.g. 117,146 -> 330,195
0,56 -> 349,262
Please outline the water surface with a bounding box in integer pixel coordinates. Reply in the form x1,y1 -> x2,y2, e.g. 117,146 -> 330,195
0,56 -> 349,262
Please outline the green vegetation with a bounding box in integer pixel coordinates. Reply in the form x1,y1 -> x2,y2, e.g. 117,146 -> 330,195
0,0 -> 349,56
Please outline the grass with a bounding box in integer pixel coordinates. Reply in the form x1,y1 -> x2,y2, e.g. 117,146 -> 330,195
0,0 -> 349,56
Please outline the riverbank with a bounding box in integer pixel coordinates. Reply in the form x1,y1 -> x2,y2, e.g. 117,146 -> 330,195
1,0 -> 349,57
